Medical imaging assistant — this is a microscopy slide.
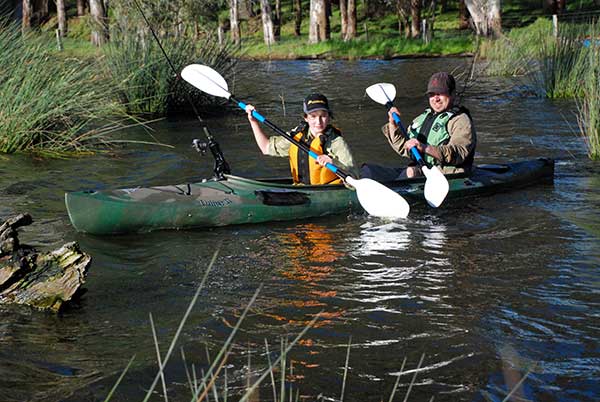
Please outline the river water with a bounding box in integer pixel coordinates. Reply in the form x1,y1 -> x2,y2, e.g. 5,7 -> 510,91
1,58 -> 598,401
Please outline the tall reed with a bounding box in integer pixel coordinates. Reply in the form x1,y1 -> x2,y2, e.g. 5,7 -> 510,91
578,27 -> 600,160
535,22 -> 592,98
479,18 -> 552,77
0,21 -> 130,155
104,1 -> 237,117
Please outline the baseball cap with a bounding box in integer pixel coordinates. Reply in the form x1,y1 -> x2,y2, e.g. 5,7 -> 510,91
303,93 -> 331,114
426,72 -> 456,95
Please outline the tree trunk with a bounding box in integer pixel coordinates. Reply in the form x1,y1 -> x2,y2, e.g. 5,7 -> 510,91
324,0 -> 331,39
309,0 -> 327,43
345,0 -> 356,40
56,0 -> 67,37
39,0 -> 49,21
410,0 -> 421,38
458,0 -> 469,30
77,0 -> 86,16
463,0 -> 502,37
274,0 -> 281,38
396,0 -> 410,38
260,0 -> 276,46
230,0 -> 241,45
339,0 -> 347,38
89,0 -> 108,45
294,0 -> 302,36
22,0 -> 32,33
488,0 -> 501,36
244,0 -> 255,17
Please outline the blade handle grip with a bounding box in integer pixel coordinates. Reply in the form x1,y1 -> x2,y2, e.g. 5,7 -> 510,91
387,104 -> 426,167
237,101 -> 266,123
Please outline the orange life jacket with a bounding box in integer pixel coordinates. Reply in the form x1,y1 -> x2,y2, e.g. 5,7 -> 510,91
288,123 -> 343,185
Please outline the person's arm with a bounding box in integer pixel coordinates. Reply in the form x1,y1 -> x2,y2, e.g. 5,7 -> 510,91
245,104 -> 270,154
381,106 -> 409,157
327,136 -> 360,177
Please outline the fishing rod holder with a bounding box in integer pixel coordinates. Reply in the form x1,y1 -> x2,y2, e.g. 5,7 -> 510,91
192,138 -> 231,180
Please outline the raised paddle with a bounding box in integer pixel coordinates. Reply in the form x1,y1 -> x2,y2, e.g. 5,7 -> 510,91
366,83 -> 449,208
181,64 -> 410,219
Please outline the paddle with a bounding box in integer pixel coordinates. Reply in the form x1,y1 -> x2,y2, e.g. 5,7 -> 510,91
181,64 -> 410,219
366,83 -> 449,208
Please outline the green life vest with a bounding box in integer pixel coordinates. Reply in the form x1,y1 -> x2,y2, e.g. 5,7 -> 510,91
408,107 -> 459,166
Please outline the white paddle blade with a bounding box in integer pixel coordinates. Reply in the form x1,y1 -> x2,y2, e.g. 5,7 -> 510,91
365,83 -> 397,105
346,177 -> 410,219
181,64 -> 231,99
422,166 -> 449,208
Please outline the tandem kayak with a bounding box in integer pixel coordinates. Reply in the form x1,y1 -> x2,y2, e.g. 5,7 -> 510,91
65,158 -> 554,234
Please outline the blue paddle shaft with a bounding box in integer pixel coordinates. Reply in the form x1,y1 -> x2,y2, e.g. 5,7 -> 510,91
387,103 -> 426,167
235,99 -> 342,177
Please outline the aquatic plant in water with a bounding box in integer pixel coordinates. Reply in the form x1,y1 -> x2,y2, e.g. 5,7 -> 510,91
104,0 -> 237,117
578,25 -> 600,160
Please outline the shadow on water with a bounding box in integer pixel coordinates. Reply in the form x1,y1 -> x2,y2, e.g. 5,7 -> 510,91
0,59 -> 599,401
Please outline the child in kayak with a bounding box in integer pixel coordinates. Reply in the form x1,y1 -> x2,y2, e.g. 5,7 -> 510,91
245,93 -> 358,185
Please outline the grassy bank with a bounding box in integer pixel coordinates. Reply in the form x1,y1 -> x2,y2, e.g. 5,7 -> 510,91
234,3 -> 475,59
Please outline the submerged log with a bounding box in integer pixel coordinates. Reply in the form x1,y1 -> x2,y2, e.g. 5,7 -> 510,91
0,213 -> 91,312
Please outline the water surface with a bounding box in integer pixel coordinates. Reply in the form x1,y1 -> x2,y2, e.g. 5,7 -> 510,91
0,58 -> 598,401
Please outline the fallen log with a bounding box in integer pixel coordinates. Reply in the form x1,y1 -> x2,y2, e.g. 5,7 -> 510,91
0,213 -> 91,312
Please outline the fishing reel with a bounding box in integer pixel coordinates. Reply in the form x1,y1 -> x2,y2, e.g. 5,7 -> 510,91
192,139 -> 209,155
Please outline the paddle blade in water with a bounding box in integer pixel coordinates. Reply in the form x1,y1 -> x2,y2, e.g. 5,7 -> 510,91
346,177 -> 410,219
365,83 -> 396,105
422,166 -> 449,208
181,64 -> 231,99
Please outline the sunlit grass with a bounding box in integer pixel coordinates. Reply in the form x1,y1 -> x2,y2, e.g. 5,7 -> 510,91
240,34 -> 474,59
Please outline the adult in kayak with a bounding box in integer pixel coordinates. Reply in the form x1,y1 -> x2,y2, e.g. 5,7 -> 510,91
363,72 -> 477,180
245,93 -> 359,185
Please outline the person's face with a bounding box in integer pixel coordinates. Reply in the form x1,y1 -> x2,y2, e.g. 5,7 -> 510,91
428,92 -> 452,113
304,110 -> 330,135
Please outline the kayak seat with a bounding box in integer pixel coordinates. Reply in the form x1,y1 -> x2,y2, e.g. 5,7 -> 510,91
255,190 -> 311,206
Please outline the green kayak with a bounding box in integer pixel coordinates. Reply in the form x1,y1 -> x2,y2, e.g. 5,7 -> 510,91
65,158 -> 554,234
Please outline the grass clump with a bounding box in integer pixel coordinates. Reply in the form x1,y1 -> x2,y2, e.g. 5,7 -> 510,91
478,18 -> 553,77
578,28 -> 600,160
104,1 -> 237,117
0,21 -> 130,156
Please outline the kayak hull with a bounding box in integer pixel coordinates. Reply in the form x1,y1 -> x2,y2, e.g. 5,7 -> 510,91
65,158 -> 554,234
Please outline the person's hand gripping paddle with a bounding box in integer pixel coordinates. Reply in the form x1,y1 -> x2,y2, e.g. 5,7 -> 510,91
366,83 -> 449,208
181,64 -> 410,219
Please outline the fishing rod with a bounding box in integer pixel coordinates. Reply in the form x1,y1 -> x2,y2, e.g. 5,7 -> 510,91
131,0 -> 230,179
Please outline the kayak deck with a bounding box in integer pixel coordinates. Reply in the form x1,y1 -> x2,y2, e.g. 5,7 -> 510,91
65,158 -> 554,234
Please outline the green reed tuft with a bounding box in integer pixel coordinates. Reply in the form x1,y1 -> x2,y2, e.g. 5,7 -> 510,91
479,18 -> 553,77
0,21 -> 130,156
104,1 -> 237,117
577,27 -> 600,160
535,22 -> 592,99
